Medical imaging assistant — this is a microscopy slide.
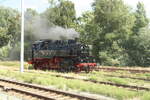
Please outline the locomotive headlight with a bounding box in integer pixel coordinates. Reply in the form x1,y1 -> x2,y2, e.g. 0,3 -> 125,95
80,59 -> 83,62
93,59 -> 96,63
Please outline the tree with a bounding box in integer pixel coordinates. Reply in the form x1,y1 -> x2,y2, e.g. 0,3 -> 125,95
0,27 -> 9,47
0,6 -> 20,60
76,11 -> 100,44
136,27 -> 150,66
126,2 -> 149,66
45,0 -> 76,28
0,6 -> 20,47
127,26 -> 150,66
91,0 -> 135,65
132,2 -> 149,34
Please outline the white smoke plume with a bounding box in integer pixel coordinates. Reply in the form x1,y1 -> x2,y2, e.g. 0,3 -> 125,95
25,15 -> 79,40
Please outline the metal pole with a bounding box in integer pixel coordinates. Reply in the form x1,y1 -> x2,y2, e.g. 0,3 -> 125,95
20,0 -> 24,72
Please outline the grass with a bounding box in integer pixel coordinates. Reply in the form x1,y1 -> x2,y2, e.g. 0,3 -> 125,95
83,70 -> 150,81
105,77 -> 128,84
0,61 -> 149,89
0,61 -> 29,68
0,61 -> 149,100
28,69 -> 150,88
0,61 -> 20,67
78,71 -> 150,88
140,92 -> 150,100
0,61 -> 149,78
0,69 -> 147,100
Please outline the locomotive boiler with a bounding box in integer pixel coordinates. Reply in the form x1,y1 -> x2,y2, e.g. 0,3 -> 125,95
28,39 -> 97,72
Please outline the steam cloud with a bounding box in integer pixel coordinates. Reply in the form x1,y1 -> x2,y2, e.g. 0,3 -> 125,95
25,15 -> 79,40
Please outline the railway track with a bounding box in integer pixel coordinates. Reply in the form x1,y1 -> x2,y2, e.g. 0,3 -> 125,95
0,78 -> 97,100
0,66 -> 150,91
51,74 -> 150,91
2,66 -> 150,82
104,74 -> 150,82
23,70 -> 150,91
95,67 -> 150,73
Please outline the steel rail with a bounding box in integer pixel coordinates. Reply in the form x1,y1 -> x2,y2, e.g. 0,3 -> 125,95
95,67 -> 150,73
0,67 -> 149,91
51,74 -> 150,91
0,78 -> 97,100
104,74 -> 150,82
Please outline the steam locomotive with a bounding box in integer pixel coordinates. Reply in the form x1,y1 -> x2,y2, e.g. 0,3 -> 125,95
28,39 -> 97,72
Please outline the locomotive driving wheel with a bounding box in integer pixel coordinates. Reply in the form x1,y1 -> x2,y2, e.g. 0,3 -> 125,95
59,58 -> 75,72
84,66 -> 90,73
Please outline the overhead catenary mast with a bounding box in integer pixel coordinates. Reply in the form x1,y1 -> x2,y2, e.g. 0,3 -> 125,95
20,0 -> 24,72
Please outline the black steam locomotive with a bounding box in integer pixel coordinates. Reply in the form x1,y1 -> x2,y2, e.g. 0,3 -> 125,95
28,39 -> 97,72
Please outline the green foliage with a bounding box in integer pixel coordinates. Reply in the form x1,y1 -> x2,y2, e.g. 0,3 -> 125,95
124,2 -> 150,67
93,0 -> 135,35
91,0 -> 135,66
78,0 -> 149,67
127,27 -> 150,66
132,2 -> 149,34
77,11 -> 101,44
0,6 -> 20,44
45,0 -> 76,28
0,44 -> 11,60
0,6 -> 20,60
0,27 -> 10,47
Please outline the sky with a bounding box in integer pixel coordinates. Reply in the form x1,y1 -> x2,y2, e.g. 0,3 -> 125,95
0,0 -> 150,17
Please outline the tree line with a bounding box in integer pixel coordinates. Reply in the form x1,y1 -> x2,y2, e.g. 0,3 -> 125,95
0,0 -> 149,67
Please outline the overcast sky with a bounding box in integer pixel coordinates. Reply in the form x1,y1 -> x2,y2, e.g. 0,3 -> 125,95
0,0 -> 150,17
